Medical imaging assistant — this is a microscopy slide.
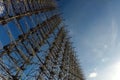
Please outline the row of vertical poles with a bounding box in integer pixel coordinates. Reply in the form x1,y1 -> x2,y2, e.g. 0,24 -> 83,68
0,0 -> 56,24
63,40 -> 84,80
0,7 -> 62,80
0,0 -> 84,80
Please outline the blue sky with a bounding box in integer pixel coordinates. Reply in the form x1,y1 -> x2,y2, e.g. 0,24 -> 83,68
59,0 -> 120,80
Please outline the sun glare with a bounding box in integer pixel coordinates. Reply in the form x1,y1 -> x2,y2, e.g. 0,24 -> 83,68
112,62 -> 120,80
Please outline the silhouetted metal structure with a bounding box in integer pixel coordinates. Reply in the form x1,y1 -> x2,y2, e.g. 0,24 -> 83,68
0,0 -> 84,80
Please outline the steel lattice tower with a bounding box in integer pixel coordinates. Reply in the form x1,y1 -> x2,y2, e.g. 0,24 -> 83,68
0,0 -> 84,80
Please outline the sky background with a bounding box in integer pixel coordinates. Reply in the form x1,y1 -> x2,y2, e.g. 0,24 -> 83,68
58,0 -> 120,80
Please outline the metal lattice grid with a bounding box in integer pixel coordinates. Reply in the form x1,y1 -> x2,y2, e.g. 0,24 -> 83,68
0,0 -> 84,80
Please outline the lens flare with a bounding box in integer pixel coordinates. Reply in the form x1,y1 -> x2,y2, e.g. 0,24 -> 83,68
112,62 -> 120,80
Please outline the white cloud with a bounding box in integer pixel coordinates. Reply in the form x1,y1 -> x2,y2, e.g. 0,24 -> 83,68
88,72 -> 97,78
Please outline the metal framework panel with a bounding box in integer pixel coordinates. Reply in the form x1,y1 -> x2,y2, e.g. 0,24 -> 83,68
0,0 -> 84,80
